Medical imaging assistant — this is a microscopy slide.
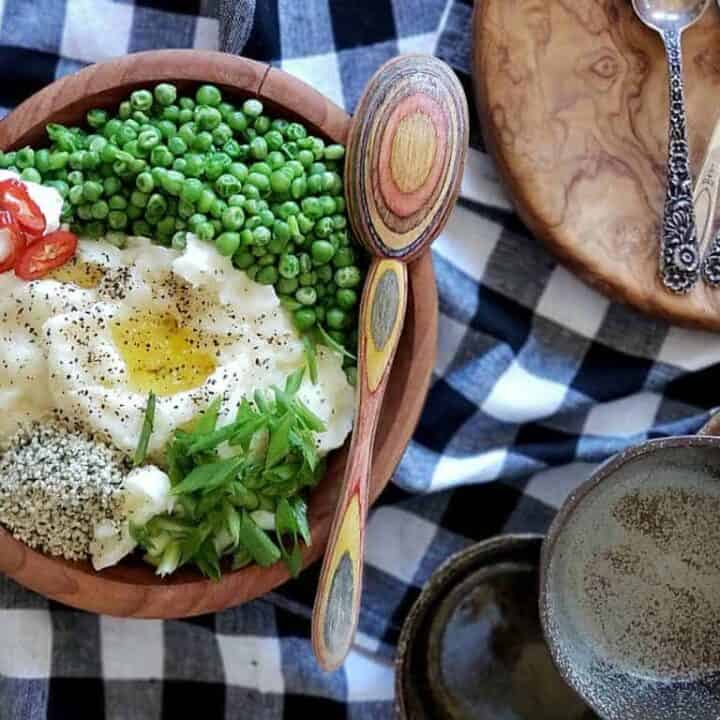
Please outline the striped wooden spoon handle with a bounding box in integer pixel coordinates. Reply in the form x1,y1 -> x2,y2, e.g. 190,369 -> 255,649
312,258 -> 408,670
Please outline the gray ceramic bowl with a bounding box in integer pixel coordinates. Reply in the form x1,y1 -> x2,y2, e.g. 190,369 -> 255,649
396,534 -> 596,720
540,436 -> 720,720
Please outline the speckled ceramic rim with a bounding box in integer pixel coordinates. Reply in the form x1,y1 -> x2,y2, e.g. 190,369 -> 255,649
538,433 -> 720,718
395,533 -> 545,719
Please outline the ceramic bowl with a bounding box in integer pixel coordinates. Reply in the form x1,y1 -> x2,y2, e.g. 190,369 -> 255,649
396,534 -> 596,720
0,50 -> 438,618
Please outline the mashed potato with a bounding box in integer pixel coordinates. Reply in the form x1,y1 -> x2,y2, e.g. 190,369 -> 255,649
0,223 -> 355,459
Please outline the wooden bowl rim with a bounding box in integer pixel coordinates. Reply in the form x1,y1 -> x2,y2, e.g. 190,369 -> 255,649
0,50 -> 439,617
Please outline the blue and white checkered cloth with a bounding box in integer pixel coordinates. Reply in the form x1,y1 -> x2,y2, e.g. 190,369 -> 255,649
1,1 -> 719,717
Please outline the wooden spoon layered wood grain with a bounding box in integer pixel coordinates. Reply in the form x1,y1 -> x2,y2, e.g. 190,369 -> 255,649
311,55 -> 469,671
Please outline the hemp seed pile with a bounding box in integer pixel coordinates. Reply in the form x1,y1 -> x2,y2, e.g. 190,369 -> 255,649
0,422 -> 129,560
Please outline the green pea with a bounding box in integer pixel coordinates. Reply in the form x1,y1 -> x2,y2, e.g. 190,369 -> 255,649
296,213 -> 314,235
195,221 -> 215,242
297,149 -> 314,168
315,217 -> 334,238
247,172 -> 270,193
299,253 -> 312,274
228,110 -> 248,132
216,173 -> 242,198
276,200 -> 299,219
180,177 -> 203,203
258,253 -> 276,267
197,188 -> 216,213
324,144 -> 345,161
218,101 -> 233,119
132,219 -> 152,237
177,107 -> 193,125
127,203 -> 142,220
229,162 -> 248,182
68,185 -> 84,205
170,231 -> 187,251
154,83 -> 177,106
86,108 -> 108,128
296,287 -> 317,305
335,266 -> 361,288
336,288 -> 358,309
177,153 -> 200,177
268,168 -> 292,194
286,122 -> 307,141
246,265 -> 260,281
293,308 -> 316,330
90,200 -> 109,219
264,130 -> 283,151
242,183 -> 261,200
76,203 -> 93,220
48,151 -> 69,170
215,231 -> 241,256
239,229 -> 254,247
20,168 -> 41,183
195,106 -> 221,131
250,136 -> 268,160
130,190 -> 149,208
276,276 -> 298,294
145,193 -> 168,221
223,139 -> 242,158
332,247 -> 354,268
228,194 -> 246,208
326,308 -> 348,330
104,230 -> 126,248
232,251 -> 254,269
178,122 -> 196,146
108,210 -> 128,230
212,124 -> 232,146
117,101 -> 132,120
242,99 -> 263,118
222,205 -> 245,231
187,213 -> 205,232
34,148 -> 50,173
315,265 -> 332,284
253,115 -> 270,134
162,136 -> 185,157
161,170 -> 185,196
253,226 -> 271,246
196,84 -> 222,107
192,131 -> 213,152
133,171 -> 152,194
205,151 -> 231,180
253,265 -> 276,285
290,177 -> 307,200
299,271 -> 316,287
82,180 -> 103,202
147,145 -> 171,168
266,151 -> 285,170
299,198 -> 319,221
311,240 -> 335,264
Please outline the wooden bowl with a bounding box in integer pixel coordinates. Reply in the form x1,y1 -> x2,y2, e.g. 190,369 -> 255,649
0,50 -> 438,618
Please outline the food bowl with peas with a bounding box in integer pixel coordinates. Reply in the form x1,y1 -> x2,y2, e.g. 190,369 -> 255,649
0,49 -> 437,618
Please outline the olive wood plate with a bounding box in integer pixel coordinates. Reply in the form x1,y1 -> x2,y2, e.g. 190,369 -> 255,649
0,50 -> 438,618
474,1 -> 720,329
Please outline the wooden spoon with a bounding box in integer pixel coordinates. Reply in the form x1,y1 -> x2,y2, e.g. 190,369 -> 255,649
311,54 -> 469,671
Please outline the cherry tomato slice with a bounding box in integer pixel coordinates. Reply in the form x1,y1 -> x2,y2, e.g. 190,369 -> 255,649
15,231 -> 78,280
0,178 -> 46,241
0,210 -> 24,273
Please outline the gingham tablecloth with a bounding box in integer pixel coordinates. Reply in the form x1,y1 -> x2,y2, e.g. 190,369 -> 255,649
1,1 -> 718,718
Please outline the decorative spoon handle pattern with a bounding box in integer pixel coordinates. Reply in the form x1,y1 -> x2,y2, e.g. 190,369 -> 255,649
660,30 -> 700,294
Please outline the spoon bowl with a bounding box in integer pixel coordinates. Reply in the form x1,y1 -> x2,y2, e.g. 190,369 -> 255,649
632,0 -> 709,32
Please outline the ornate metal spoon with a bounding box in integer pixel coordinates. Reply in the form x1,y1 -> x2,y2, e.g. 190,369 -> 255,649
632,0 -> 710,293
311,55 -> 468,671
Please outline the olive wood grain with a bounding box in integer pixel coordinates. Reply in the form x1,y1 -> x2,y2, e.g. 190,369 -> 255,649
312,55 -> 468,671
474,1 -> 720,329
0,50 -> 439,618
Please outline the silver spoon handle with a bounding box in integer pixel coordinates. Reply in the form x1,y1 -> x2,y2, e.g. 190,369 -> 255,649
660,29 -> 700,294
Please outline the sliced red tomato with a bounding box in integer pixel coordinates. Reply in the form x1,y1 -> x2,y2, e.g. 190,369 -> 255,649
0,178 -> 45,241
15,231 -> 78,280
0,210 -> 25,273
